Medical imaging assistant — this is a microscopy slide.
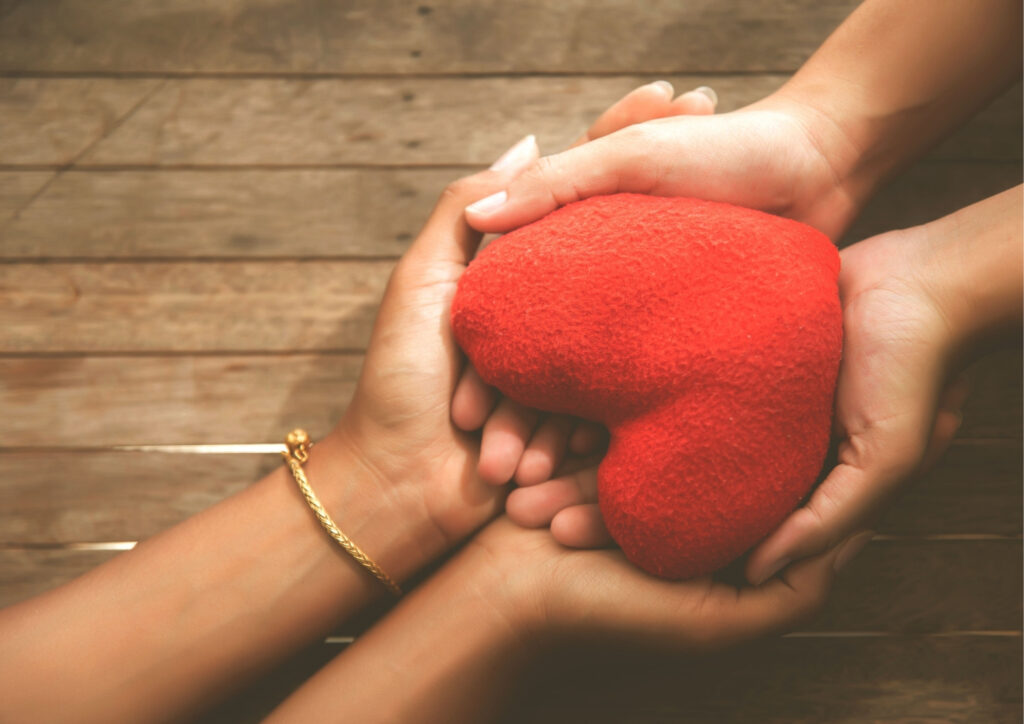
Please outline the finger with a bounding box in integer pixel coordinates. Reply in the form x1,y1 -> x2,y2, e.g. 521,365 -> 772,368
690,537 -> 857,649
570,81 -> 675,148
745,453 -> 903,586
506,468 -> 597,527
571,83 -> 717,149
569,421 -> 609,456
478,398 -> 541,485
918,374 -> 970,472
515,415 -> 576,486
670,87 -> 717,115
409,134 -> 539,266
551,503 -> 613,548
465,127 -> 665,233
451,365 -> 498,431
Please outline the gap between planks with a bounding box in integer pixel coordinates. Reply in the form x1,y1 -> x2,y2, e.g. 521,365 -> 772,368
3,535 -> 1019,552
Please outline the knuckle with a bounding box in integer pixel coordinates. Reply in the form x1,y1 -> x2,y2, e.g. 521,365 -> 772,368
441,174 -> 479,202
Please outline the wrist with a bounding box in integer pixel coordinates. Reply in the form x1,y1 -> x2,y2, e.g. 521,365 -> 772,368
746,91 -> 868,236
454,520 -> 557,646
305,428 -> 449,586
913,188 -> 1023,357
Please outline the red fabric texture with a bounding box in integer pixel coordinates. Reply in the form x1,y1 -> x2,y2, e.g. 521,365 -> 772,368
452,194 -> 842,579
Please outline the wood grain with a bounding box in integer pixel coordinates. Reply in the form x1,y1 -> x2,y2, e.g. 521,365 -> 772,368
0,262 -> 392,353
191,637 -> 1024,723
0,439 -> 1018,543
1,162 -> 1018,260
0,0 -> 857,74
0,78 -> 160,165
0,354 -> 363,445
0,168 -> 445,258
841,161 -> 1023,244
2,541 -> 1019,634
500,637 -> 1022,724
2,78 -> 1017,167
0,351 -> 1017,444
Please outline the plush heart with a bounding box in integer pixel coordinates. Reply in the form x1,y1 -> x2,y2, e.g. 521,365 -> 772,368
451,193 -> 842,579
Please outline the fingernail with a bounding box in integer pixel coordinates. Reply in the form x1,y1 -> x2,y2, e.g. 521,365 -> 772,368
466,190 -> 508,216
757,557 -> 790,585
694,85 -> 718,107
834,530 -> 875,572
651,80 -> 674,98
489,134 -> 537,173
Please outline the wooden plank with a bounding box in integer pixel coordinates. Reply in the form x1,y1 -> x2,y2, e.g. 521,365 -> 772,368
1,542 -> 1019,632
0,0 -> 857,74
0,261 -> 392,352
0,78 -> 160,165
963,349 -> 1022,440
0,354 -> 363,445
75,76 -> 779,166
0,452 -> 272,542
878,440 -> 1022,536
0,169 -> 446,259
1,162 -> 1017,260
0,351 -> 1016,445
0,77 -> 1004,167
0,171 -> 54,226
813,540 -> 1022,634
842,161 -> 1022,244
0,439 -> 1017,543
502,637 -> 1022,724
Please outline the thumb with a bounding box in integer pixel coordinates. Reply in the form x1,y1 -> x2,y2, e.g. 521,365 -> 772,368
464,126 -> 664,233
407,134 -> 539,267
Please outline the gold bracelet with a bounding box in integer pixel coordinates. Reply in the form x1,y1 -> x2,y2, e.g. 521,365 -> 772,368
282,429 -> 402,597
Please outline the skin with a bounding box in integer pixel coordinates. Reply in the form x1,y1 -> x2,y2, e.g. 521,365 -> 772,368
268,518 -> 848,722
1,7 -> 1019,719
1,85 -> 835,724
456,0 -> 1023,584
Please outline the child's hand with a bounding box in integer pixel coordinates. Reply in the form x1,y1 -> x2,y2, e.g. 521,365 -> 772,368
451,81 -> 716,488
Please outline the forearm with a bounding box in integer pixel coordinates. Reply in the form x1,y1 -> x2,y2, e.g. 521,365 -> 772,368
267,536 -> 531,724
922,185 -> 1023,354
0,431 -> 446,723
773,0 -> 1021,205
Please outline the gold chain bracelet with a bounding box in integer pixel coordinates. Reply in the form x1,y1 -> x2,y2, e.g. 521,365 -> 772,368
282,429 -> 402,597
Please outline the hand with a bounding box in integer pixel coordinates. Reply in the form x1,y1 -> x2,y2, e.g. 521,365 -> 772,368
747,184 -> 1024,584
744,225 -> 972,583
465,516 -> 855,651
463,91 -> 865,241
452,81 -> 716,489
332,135 -> 540,545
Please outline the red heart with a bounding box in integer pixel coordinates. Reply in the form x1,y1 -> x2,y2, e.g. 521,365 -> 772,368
452,194 -> 842,579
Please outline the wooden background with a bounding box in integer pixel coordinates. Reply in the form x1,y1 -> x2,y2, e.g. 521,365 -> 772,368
0,1 -> 1021,721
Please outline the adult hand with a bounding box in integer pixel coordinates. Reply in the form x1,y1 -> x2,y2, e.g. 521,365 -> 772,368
341,80 -> 716,547
467,516 -> 852,650
451,81 -> 716,488
744,224 -> 971,583
333,134 -> 541,543
463,92 -> 864,242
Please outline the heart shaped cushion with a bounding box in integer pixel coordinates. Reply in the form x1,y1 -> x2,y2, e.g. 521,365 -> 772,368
452,193 -> 842,579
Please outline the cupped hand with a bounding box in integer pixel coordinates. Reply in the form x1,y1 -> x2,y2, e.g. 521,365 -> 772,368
467,516 -> 856,651
452,81 -> 716,489
745,224 -> 972,584
333,135 -> 541,544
